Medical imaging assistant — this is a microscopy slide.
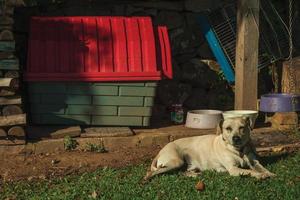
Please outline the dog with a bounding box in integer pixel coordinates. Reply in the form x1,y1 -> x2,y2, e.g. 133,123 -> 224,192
144,117 -> 275,180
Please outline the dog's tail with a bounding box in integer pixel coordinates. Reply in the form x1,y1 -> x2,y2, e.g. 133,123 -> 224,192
150,154 -> 159,171
142,155 -> 159,183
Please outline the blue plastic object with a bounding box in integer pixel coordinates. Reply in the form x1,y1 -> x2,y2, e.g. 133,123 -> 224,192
198,15 -> 235,83
260,93 -> 300,112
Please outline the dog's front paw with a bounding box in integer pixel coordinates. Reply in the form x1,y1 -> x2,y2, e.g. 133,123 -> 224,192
265,172 -> 276,178
255,172 -> 276,180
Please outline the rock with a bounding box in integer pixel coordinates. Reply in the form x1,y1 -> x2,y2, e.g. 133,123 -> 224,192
51,159 -> 60,165
144,8 -> 158,17
184,88 -> 208,109
151,104 -> 168,117
112,5 -> 126,15
181,59 -> 219,88
50,126 -> 81,139
126,5 -> 144,15
197,42 -> 214,59
157,80 -> 192,106
13,6 -> 39,33
207,87 -> 234,110
175,50 -> 198,64
132,1 -> 184,11
156,11 -> 183,30
169,24 -> 202,55
171,59 -> 182,80
185,0 -> 222,12
82,127 -> 133,138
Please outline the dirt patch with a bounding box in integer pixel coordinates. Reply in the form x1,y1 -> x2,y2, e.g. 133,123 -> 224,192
0,146 -> 160,182
1,126 -> 299,183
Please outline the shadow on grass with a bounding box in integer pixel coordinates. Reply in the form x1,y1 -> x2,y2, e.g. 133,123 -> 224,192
259,152 -> 294,166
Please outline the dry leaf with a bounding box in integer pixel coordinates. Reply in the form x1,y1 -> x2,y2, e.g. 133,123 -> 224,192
195,180 -> 205,191
91,190 -> 98,199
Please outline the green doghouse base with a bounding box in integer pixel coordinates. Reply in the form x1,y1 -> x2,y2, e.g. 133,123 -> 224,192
28,82 -> 156,126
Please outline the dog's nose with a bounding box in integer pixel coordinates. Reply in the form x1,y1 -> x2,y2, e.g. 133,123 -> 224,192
232,136 -> 241,144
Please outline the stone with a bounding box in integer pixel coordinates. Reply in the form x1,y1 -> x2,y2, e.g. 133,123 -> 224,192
112,5 -> 126,15
169,24 -> 201,55
197,42 -> 215,59
157,80 -> 192,106
82,127 -> 133,138
34,139 -> 64,154
50,126 -> 81,139
207,87 -> 234,110
181,59 -> 219,88
144,8 -> 157,17
156,11 -> 183,30
184,88 -> 208,109
185,0 -> 222,12
171,59 -> 182,80
132,1 -> 184,11
126,5 -> 144,15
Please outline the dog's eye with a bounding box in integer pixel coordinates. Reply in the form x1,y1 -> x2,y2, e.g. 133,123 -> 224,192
239,126 -> 245,130
226,127 -> 232,132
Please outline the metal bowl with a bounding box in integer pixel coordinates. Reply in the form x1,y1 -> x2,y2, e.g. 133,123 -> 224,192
185,110 -> 223,129
260,93 -> 300,112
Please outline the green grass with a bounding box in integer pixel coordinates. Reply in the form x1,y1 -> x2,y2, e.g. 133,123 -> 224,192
1,153 -> 300,200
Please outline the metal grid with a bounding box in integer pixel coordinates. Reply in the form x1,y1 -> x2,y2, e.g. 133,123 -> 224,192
206,1 -> 289,70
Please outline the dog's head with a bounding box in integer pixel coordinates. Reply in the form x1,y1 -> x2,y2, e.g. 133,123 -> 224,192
217,117 -> 252,148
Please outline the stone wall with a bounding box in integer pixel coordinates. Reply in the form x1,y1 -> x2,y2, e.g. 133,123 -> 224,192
14,0 -> 237,124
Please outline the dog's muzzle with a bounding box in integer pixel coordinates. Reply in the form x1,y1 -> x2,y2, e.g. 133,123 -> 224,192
232,136 -> 242,145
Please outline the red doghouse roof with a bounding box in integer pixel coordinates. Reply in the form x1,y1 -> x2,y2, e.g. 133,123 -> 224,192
24,16 -> 172,81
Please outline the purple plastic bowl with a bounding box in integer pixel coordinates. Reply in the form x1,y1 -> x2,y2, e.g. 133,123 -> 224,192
260,93 -> 300,112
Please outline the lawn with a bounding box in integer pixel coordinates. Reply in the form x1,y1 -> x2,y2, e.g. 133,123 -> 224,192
1,152 -> 300,200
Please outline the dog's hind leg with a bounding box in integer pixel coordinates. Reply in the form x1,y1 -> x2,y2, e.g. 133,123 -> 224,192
144,158 -> 184,181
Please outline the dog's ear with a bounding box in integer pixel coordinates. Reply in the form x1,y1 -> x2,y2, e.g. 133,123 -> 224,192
216,119 -> 224,135
243,116 -> 253,130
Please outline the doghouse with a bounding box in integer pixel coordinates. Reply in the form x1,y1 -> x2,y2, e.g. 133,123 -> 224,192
24,16 -> 172,126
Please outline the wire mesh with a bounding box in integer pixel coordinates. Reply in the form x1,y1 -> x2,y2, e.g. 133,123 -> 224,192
205,1 -> 290,70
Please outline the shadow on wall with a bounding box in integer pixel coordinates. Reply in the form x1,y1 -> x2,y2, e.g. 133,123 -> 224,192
25,17 -> 112,126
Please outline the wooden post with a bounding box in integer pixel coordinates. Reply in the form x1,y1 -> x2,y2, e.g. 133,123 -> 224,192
235,0 -> 259,110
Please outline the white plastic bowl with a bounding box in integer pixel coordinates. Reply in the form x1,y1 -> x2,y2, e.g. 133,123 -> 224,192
222,110 -> 258,128
185,110 -> 223,129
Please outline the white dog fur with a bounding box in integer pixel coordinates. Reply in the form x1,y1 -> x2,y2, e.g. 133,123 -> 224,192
144,117 -> 275,180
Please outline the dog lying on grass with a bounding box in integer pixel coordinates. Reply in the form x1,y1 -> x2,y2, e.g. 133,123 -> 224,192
144,117 -> 276,180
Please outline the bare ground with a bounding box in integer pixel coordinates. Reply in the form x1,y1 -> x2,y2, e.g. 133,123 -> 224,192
0,125 -> 299,183
0,146 -> 160,183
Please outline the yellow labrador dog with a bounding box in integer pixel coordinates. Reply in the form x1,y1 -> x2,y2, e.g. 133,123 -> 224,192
144,117 -> 275,180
